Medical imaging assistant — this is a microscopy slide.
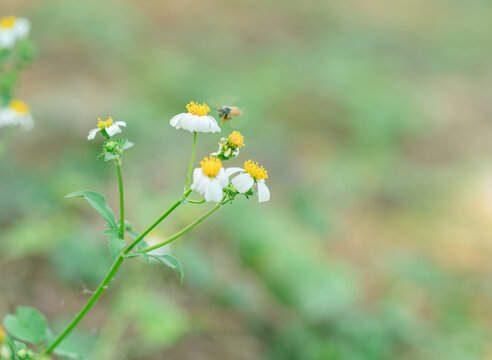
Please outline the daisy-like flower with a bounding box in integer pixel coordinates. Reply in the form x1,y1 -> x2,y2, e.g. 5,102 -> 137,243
191,156 -> 229,202
212,130 -> 245,160
227,160 -> 270,202
0,16 -> 30,49
0,99 -> 34,130
170,101 -> 220,133
88,117 -> 126,140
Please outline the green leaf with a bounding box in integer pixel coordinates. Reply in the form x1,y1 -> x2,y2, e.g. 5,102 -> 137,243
104,229 -> 125,260
104,152 -> 119,161
121,140 -> 134,150
150,254 -> 184,283
65,190 -> 117,229
3,306 -> 48,345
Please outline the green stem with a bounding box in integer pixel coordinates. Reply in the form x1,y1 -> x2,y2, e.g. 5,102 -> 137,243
43,189 -> 192,355
184,131 -> 197,193
135,199 -> 224,254
44,255 -> 124,355
116,160 -> 125,240
124,189 -> 191,254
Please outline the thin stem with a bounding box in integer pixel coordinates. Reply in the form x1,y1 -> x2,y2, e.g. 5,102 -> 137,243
185,198 -> 206,204
124,189 -> 192,254
43,190 -> 192,355
184,131 -> 197,193
116,160 -> 125,240
135,199 -> 224,255
44,255 -> 124,355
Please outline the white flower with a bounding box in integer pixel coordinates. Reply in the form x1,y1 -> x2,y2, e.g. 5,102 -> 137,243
88,117 -> 126,140
0,16 -> 30,49
170,101 -> 220,133
191,156 -> 229,202
0,99 -> 34,131
227,160 -> 270,202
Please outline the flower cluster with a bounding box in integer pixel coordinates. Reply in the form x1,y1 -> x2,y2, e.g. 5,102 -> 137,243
0,16 -> 35,135
169,101 -> 270,203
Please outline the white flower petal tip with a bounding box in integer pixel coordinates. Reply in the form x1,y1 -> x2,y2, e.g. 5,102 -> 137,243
170,101 -> 221,133
257,180 -> 270,202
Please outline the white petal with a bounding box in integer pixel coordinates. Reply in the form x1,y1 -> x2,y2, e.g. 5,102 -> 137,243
215,168 -> 229,188
232,173 -> 254,193
205,116 -> 221,133
205,115 -> 221,133
19,114 -> 34,131
205,179 -> 223,202
226,167 -> 244,176
106,124 -> 122,136
0,108 -> 17,126
87,128 -> 100,140
0,30 -> 15,48
191,168 -> 208,194
115,121 -> 126,127
13,18 -> 30,38
170,113 -> 184,128
257,180 -> 270,202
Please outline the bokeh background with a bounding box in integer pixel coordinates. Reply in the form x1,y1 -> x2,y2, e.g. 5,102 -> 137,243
2,0 -> 492,359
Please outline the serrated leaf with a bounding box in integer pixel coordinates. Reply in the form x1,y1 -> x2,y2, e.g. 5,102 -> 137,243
3,306 -> 48,345
150,254 -> 184,283
104,229 -> 125,260
65,190 -> 117,229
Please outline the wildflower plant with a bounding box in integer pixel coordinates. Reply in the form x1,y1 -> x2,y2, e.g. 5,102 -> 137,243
1,100 -> 270,359
0,15 -> 35,156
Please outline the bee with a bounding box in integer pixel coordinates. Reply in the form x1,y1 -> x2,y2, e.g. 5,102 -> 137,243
218,106 -> 243,124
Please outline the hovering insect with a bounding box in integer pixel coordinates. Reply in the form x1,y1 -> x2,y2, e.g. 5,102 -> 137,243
218,106 -> 243,124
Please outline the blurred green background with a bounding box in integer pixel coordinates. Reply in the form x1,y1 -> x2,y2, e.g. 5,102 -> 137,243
2,0 -> 492,359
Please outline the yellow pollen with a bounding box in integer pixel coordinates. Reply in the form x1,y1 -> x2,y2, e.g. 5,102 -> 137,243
228,131 -> 245,148
186,101 -> 210,116
9,99 -> 30,114
244,159 -> 268,180
0,16 -> 16,29
97,116 -> 114,129
0,326 -> 4,343
200,156 -> 222,178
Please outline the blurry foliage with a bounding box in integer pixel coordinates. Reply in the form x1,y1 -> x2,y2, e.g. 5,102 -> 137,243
2,0 -> 492,359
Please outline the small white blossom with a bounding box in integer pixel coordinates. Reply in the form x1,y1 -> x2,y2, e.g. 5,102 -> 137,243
191,157 -> 229,202
0,16 -> 30,49
0,99 -> 34,131
88,117 -> 126,140
227,160 -> 270,202
170,101 -> 220,133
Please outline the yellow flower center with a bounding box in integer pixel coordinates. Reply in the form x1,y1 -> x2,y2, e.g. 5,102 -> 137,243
200,156 -> 222,178
228,131 -> 245,148
0,326 -> 4,343
0,16 -> 16,29
186,101 -> 210,116
244,159 -> 268,180
97,116 -> 114,129
9,99 -> 30,114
